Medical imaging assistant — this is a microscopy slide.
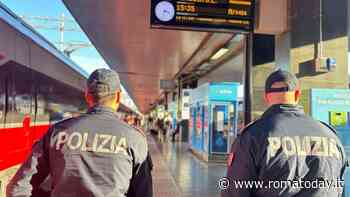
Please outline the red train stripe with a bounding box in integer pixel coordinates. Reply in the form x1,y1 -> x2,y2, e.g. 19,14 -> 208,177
0,124 -> 50,171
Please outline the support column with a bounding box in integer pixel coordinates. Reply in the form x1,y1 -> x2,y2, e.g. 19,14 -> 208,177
277,0 -> 348,89
275,32 -> 291,71
244,33 -> 253,125
252,0 -> 348,119
177,78 -> 182,119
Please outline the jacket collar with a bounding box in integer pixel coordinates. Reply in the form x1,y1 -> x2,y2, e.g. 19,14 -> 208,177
262,104 -> 305,118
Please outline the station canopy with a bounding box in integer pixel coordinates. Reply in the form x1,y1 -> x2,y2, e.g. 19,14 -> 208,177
63,1 -> 245,113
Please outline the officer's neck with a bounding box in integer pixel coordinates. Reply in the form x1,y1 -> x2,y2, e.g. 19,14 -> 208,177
268,101 -> 298,107
91,103 -> 119,112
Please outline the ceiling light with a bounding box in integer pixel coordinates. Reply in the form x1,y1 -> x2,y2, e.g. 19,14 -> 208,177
210,48 -> 229,61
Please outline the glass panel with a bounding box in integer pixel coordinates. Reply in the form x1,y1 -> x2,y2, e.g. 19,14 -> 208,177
228,103 -> 236,150
211,104 -> 229,153
325,111 -> 350,197
203,105 -> 209,152
12,66 -> 35,125
327,111 -> 350,156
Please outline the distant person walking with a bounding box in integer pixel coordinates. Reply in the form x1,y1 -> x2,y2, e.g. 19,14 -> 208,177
156,118 -> 165,142
172,119 -> 181,142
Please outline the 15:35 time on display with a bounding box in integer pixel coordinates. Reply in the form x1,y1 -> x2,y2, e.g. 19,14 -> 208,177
176,4 -> 196,13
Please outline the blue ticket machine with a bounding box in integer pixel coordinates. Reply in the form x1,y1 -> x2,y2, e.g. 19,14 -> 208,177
189,82 -> 239,161
301,89 -> 350,196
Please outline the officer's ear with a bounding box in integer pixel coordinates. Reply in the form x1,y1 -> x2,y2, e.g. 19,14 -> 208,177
115,91 -> 121,104
294,89 -> 301,103
85,91 -> 94,107
264,92 -> 270,104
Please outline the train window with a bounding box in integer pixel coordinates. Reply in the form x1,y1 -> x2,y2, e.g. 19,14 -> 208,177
34,74 -> 50,125
34,70 -> 75,123
34,72 -> 85,124
0,63 -> 87,128
4,66 -> 15,127
8,64 -> 36,127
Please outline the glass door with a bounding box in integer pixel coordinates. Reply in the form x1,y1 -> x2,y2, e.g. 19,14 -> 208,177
211,103 -> 235,154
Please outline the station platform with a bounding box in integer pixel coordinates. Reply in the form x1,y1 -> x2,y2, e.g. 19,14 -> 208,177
149,135 -> 226,197
0,134 -> 226,197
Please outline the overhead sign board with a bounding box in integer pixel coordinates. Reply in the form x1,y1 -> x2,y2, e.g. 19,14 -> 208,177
181,89 -> 191,119
150,0 -> 255,32
160,79 -> 176,90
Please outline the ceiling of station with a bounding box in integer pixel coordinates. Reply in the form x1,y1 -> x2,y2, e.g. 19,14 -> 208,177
63,0 -> 241,113
198,53 -> 244,86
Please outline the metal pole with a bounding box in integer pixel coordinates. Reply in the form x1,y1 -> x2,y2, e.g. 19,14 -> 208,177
60,13 -> 65,51
244,32 -> 253,125
177,78 -> 182,119
319,0 -> 323,58
164,91 -> 168,111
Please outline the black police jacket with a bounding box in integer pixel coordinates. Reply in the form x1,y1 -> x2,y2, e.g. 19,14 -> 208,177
7,106 -> 150,197
222,104 -> 347,197
127,153 -> 153,197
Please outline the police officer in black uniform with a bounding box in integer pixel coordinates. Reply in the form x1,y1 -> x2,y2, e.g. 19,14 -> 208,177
7,68 -> 152,197
222,70 -> 347,197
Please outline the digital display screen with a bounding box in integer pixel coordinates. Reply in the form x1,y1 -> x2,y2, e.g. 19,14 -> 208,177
150,0 -> 255,32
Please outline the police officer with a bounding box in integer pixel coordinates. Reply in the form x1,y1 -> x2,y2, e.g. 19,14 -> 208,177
222,69 -> 347,197
6,68 -> 152,197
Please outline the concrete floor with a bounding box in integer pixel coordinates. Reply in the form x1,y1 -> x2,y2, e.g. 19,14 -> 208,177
149,135 -> 227,197
0,135 -> 227,197
0,165 -> 19,197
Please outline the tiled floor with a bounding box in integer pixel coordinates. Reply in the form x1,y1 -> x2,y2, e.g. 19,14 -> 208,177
149,136 -> 182,197
149,135 -> 226,197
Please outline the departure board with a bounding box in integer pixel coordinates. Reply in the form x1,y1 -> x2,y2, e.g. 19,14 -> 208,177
150,0 -> 255,32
